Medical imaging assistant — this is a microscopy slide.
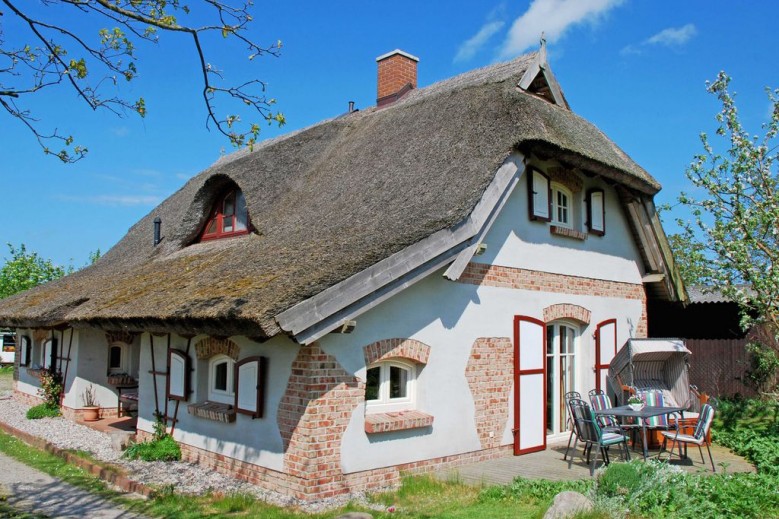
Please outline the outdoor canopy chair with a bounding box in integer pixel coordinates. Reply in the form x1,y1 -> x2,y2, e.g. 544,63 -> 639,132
563,391 -> 582,461
608,338 -> 694,411
570,398 -> 631,475
657,400 -> 718,472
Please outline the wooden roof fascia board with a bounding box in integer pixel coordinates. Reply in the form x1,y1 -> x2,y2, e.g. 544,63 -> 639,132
622,196 -> 661,273
518,59 -> 542,91
276,153 -> 526,337
291,241 -> 471,345
540,65 -> 569,110
444,156 -> 525,280
643,198 -> 689,303
516,50 -> 568,109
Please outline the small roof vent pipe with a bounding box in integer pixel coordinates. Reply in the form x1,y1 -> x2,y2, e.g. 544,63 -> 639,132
348,101 -> 355,113
153,217 -> 162,246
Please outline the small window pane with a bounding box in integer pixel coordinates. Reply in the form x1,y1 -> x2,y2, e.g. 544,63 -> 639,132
366,367 -> 380,401
235,190 -> 248,231
223,192 -> 235,217
109,346 -> 122,369
546,325 -> 554,355
205,219 -> 217,235
222,215 -> 234,233
389,366 -> 408,399
214,362 -> 228,391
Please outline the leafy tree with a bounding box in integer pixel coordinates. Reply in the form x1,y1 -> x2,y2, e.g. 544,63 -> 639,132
0,0 -> 285,163
0,243 -> 70,299
667,229 -> 709,288
673,72 -> 779,354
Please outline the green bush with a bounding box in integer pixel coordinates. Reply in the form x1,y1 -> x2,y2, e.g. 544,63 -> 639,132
123,435 -> 181,462
479,476 -> 592,505
26,403 -> 61,419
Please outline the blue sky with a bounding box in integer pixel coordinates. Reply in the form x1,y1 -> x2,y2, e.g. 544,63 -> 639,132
1,0 -> 778,268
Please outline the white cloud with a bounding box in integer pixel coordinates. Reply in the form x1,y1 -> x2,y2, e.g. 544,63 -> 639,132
645,23 -> 697,46
621,23 -> 697,56
55,194 -> 162,207
499,0 -> 625,59
455,20 -> 506,63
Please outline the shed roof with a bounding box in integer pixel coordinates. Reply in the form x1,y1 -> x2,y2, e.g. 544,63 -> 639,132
0,51 -> 664,338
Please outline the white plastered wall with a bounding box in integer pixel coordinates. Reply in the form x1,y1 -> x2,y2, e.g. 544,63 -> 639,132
330,160 -> 648,473
136,333 -> 299,472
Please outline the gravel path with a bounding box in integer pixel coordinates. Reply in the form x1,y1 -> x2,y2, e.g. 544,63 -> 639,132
0,451 -> 146,518
0,397 -> 383,513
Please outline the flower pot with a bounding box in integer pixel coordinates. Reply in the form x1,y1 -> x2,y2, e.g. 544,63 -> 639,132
629,403 -> 644,411
82,406 -> 100,422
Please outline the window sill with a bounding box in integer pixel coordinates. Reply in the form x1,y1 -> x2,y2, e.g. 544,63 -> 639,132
550,225 -> 587,241
364,410 -> 434,434
187,401 -> 236,423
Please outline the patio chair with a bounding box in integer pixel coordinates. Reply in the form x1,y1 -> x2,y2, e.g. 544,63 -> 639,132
563,391 -> 582,461
631,388 -> 679,451
570,398 -> 631,475
657,400 -> 718,472
588,389 -> 634,435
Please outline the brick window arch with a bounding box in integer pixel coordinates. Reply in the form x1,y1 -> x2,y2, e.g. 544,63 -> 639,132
199,188 -> 250,241
542,303 -> 591,325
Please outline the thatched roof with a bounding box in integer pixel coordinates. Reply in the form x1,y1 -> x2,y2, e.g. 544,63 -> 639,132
0,52 -> 663,338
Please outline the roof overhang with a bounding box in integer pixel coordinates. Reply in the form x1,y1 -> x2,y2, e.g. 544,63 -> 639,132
275,153 -> 526,344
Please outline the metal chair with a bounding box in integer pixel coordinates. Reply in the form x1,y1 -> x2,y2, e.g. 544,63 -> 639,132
563,391 -> 582,460
657,399 -> 718,472
631,388 -> 679,451
588,389 -> 620,429
570,398 -> 631,475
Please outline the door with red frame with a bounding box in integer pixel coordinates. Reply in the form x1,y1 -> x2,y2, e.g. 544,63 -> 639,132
513,316 -> 547,455
594,319 -> 617,393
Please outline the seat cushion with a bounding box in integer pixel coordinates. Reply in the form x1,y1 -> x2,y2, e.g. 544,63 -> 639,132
660,431 -> 703,445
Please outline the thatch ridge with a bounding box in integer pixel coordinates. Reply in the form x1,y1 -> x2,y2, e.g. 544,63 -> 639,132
0,52 -> 661,337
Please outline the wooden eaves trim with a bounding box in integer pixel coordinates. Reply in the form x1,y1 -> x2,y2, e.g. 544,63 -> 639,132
275,154 -> 527,344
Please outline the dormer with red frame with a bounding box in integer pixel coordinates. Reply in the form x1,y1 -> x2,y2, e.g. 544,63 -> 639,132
199,188 -> 251,241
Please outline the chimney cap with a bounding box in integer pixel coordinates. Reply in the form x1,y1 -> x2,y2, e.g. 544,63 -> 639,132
375,49 -> 419,63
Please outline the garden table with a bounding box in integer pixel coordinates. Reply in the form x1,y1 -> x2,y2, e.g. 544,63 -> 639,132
593,405 -> 685,460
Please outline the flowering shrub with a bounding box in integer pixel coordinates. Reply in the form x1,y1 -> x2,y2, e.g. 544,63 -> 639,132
38,368 -> 63,409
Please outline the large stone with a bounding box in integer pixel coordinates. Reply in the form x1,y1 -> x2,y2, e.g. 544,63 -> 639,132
542,491 -> 594,519
109,430 -> 135,451
335,513 -> 373,519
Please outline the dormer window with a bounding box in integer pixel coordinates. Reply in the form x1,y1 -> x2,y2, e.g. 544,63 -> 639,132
200,189 -> 249,241
551,183 -> 572,228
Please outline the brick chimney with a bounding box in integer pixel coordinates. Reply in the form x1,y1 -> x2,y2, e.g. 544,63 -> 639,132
376,49 -> 419,107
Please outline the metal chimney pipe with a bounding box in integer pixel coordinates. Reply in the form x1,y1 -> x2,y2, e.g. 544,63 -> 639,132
153,217 -> 162,246
348,101 -> 355,113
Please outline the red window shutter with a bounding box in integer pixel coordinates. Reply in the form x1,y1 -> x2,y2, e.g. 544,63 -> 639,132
234,356 -> 267,418
528,168 -> 552,222
167,349 -> 191,401
587,188 -> 606,235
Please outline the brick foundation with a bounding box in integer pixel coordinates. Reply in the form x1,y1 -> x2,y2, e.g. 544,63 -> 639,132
13,388 -> 119,420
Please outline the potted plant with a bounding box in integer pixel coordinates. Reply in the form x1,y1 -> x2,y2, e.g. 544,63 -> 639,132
627,394 -> 645,411
80,384 -> 100,421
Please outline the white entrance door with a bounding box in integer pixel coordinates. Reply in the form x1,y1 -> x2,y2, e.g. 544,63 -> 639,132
546,322 -> 577,435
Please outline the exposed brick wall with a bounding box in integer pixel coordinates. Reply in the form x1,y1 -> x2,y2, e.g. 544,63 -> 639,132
105,331 -> 137,344
277,342 -> 365,498
12,389 -> 119,420
33,329 -> 49,343
195,337 -> 239,360
465,338 -> 513,449
460,262 -> 645,300
543,304 -> 591,324
363,338 -> 431,366
377,52 -> 417,100
547,167 -> 583,193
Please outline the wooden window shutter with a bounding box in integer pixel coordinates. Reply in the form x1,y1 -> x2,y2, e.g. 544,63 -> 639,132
587,188 -> 606,235
19,336 -> 31,367
167,349 -> 191,401
528,168 -> 551,221
234,356 -> 267,418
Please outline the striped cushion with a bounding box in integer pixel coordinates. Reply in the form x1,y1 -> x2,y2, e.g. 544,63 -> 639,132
590,393 -> 619,427
639,390 -> 668,427
694,404 -> 714,440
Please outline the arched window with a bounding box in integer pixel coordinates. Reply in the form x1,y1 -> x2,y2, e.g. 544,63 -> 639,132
551,183 -> 573,228
107,342 -> 128,374
365,360 -> 416,412
199,188 -> 249,241
208,354 -> 235,404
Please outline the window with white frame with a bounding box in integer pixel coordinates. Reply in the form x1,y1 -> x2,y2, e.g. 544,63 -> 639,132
365,360 -> 415,412
551,183 -> 573,228
107,342 -> 128,374
208,354 -> 235,404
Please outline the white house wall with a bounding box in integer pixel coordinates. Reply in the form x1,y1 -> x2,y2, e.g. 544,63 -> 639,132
137,333 -> 299,473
